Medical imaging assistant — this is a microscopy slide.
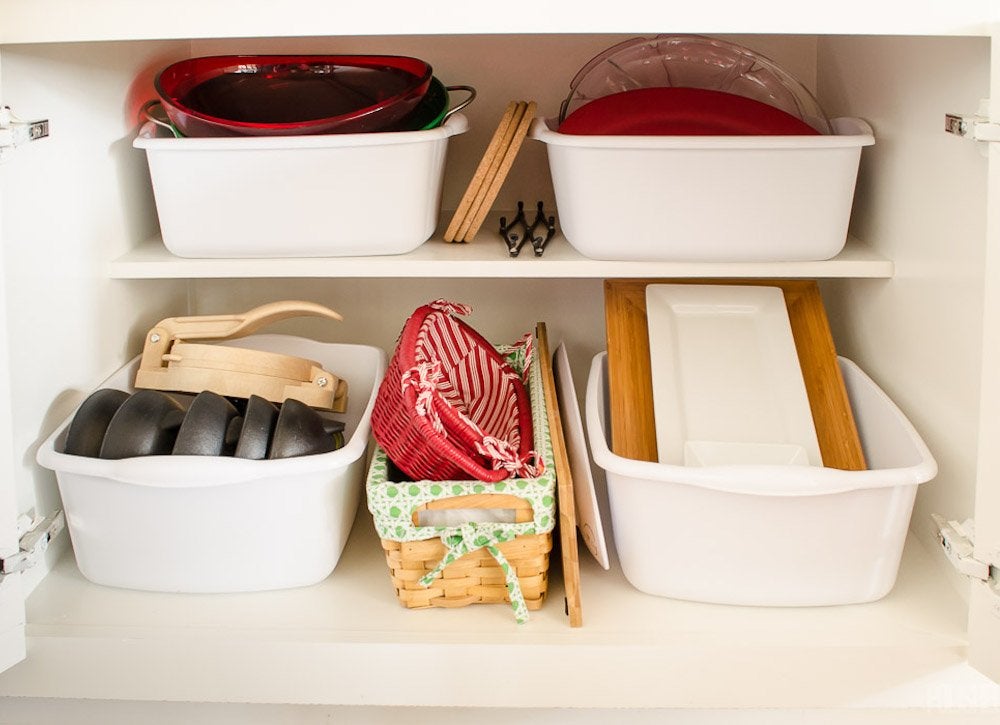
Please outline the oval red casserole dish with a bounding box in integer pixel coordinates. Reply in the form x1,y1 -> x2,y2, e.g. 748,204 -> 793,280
558,87 -> 821,136
155,54 -> 433,137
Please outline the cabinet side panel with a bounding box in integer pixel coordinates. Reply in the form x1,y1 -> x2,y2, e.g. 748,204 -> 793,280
0,42 -> 190,592
967,28 -> 1000,684
817,35 -> 990,601
0,49 -> 27,674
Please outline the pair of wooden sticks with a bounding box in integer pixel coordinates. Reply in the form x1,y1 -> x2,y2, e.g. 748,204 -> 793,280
444,100 -> 537,243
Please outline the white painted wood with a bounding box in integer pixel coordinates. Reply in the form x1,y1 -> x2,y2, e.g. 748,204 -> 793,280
3,702 -> 1000,725
0,0 -> 993,44
967,23 -> 1000,683
0,51 -> 27,675
109,233 -> 894,280
0,512 -> 985,708
814,35 -> 992,602
0,41 -> 191,596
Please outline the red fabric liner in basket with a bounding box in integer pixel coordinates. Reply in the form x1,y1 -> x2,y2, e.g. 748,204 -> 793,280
371,300 -> 538,482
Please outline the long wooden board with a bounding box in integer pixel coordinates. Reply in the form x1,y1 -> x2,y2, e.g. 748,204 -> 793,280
536,322 -> 583,627
604,281 -> 659,462
604,279 -> 866,471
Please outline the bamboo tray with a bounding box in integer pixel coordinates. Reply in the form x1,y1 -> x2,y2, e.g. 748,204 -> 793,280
604,279 -> 866,470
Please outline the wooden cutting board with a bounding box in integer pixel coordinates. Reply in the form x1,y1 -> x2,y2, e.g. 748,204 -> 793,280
604,279 -> 866,471
535,322 -> 583,627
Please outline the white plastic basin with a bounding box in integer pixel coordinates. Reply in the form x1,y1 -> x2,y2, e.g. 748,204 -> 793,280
37,335 -> 386,593
134,114 -> 468,258
585,352 -> 936,606
531,117 -> 874,262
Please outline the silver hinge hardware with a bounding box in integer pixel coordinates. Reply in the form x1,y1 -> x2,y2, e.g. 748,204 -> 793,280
932,513 -> 992,582
945,99 -> 1000,145
0,510 -> 64,581
945,114 -> 1000,142
0,105 -> 49,162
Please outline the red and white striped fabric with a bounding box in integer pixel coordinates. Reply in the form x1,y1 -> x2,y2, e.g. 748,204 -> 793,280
371,299 -> 539,482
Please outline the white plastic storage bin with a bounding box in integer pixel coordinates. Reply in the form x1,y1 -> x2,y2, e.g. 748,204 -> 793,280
133,114 -> 468,258
36,335 -> 387,593
530,117 -> 874,262
585,352 -> 936,606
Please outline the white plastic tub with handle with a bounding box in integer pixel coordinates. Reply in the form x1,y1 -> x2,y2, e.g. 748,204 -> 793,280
585,352 -> 936,606
37,336 -> 386,593
530,117 -> 874,262
134,114 -> 468,258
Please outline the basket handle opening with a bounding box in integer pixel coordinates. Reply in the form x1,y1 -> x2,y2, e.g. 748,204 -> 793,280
414,493 -> 533,527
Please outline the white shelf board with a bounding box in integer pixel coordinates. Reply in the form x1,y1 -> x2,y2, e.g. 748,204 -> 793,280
0,507 -> 970,708
109,227 -> 894,280
0,1 -> 993,44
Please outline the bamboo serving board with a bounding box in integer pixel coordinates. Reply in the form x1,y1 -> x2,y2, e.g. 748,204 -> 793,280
536,322 -> 583,627
604,279 -> 866,471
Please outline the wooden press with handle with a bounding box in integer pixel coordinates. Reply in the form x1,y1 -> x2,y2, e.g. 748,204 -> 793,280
134,300 -> 349,412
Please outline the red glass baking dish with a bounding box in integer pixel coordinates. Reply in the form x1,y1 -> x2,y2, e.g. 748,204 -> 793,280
154,55 -> 433,137
558,87 -> 821,136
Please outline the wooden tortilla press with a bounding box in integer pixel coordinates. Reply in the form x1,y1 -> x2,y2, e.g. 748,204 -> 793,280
133,300 -> 349,413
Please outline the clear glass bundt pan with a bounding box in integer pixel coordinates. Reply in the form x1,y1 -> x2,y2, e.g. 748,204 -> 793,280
558,34 -> 832,134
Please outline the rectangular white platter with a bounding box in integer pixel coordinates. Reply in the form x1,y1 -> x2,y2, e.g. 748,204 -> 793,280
645,284 -> 821,467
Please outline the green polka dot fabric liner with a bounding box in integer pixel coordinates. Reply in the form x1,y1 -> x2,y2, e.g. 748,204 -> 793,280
367,339 -> 556,623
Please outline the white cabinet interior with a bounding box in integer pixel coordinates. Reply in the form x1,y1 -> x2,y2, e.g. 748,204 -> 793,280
0,21 -> 997,712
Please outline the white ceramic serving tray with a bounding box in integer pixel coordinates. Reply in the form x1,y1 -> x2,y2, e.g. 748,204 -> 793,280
553,341 -> 609,570
645,284 -> 821,467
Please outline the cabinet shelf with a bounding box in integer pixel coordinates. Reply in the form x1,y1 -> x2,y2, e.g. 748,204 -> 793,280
0,1 -> 993,45
0,505 -> 974,709
110,225 -> 894,280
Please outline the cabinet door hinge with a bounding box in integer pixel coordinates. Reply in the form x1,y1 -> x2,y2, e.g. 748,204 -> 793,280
0,510 -> 64,581
932,513 -> 992,581
0,105 -> 49,163
945,99 -> 1000,150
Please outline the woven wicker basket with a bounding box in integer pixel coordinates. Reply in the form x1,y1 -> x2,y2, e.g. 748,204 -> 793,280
370,299 -> 536,483
382,521 -> 553,611
366,338 -> 555,618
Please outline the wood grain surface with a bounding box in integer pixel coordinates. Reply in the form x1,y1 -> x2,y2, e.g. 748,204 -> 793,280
536,322 -> 583,627
604,279 -> 866,470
